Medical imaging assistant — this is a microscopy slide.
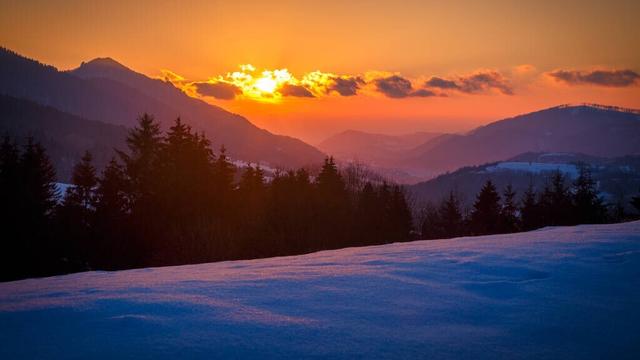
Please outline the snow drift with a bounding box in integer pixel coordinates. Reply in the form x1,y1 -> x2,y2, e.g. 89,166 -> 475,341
1,222 -> 640,359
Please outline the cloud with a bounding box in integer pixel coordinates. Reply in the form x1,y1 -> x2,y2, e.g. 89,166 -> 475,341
548,69 -> 640,87
411,88 -> 440,97
279,84 -> 314,97
424,77 -> 460,90
424,71 -> 514,95
327,76 -> 364,96
194,81 -> 242,100
374,75 -> 441,98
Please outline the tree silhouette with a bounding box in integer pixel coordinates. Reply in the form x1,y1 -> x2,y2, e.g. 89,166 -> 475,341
572,165 -> 606,224
470,180 -> 501,235
500,184 -> 518,233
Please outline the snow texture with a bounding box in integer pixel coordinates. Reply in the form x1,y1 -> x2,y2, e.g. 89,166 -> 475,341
484,161 -> 579,178
1,222 -> 640,359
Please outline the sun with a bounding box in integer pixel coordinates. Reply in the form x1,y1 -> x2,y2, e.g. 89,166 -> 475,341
254,76 -> 277,94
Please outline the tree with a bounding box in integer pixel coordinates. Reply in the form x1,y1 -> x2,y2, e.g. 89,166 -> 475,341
438,191 -> 464,238
93,158 -> 132,268
520,183 -> 539,231
17,138 -> 59,276
470,180 -> 501,235
63,151 -> 97,211
117,113 -> 162,204
546,171 -> 573,225
572,165 -> 606,224
500,184 -> 519,233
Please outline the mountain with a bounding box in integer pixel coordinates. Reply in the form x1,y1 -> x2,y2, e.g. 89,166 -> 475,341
2,221 -> 639,358
0,94 -> 127,181
403,104 -> 640,176
409,151 -> 640,210
318,130 -> 441,166
0,48 -> 325,168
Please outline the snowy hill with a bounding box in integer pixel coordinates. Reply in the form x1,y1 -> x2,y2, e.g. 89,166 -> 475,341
1,221 -> 639,359
410,152 -> 640,210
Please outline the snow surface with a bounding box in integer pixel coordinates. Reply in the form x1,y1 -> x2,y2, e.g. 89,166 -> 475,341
484,161 -> 579,178
1,222 -> 640,359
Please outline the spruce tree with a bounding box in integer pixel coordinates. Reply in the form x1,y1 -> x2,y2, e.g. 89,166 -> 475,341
572,165 -> 606,224
470,180 -> 501,235
500,184 -> 519,233
520,183 -> 539,231
438,191 -> 464,238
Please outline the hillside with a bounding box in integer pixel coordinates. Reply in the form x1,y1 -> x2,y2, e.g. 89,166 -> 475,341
409,152 -> 640,210
0,94 -> 127,181
0,48 -> 325,168
403,104 -> 640,176
1,221 -> 639,358
318,130 -> 441,166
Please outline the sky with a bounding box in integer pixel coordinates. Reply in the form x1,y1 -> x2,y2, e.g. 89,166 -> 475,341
1,0 -> 639,143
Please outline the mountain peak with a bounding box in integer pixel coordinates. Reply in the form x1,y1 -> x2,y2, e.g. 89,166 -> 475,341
81,57 -> 129,70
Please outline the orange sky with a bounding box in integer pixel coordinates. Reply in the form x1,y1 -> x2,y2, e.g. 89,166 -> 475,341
1,0 -> 639,143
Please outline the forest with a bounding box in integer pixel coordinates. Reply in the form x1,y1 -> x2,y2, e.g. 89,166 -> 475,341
420,171 -> 640,240
0,114 -> 412,281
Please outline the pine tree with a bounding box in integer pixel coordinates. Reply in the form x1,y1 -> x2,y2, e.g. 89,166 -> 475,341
572,165 -> 606,224
420,202 -> 442,240
500,184 -> 519,233
117,113 -> 162,204
57,151 -> 98,268
63,151 -> 97,210
389,185 -> 413,242
438,191 -> 464,238
470,180 -> 501,235
520,183 -> 539,231
547,171 -> 573,225
93,158 -> 132,268
18,138 -> 59,275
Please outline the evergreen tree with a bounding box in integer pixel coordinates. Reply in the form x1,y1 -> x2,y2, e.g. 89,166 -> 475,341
315,157 -> 350,249
572,165 -> 606,224
420,202 -> 442,240
438,191 -> 464,238
520,183 -> 539,231
546,171 -> 573,225
93,158 -> 132,268
117,113 -> 162,204
63,151 -> 97,210
470,180 -> 501,235
18,138 -> 59,275
500,184 -> 519,233
384,185 -> 413,243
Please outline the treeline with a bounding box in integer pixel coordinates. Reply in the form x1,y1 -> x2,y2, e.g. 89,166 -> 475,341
421,169 -> 640,239
0,114 -> 412,281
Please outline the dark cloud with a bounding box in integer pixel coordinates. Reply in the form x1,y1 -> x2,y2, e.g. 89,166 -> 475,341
194,81 -> 242,100
374,75 -> 441,98
458,72 -> 513,95
424,72 -> 513,95
374,75 -> 414,98
410,88 -> 439,97
279,84 -> 315,97
425,77 -> 460,90
328,76 -> 364,96
548,69 -> 640,87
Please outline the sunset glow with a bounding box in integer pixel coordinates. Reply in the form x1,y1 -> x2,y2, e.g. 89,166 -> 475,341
1,0 -> 638,141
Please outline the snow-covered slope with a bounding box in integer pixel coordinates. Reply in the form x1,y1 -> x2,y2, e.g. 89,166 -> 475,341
2,222 -> 640,359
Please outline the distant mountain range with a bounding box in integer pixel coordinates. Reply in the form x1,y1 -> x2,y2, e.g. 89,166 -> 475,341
409,152 -> 640,211
0,95 -> 127,181
0,48 -> 325,169
318,130 -> 441,166
320,104 -> 640,183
